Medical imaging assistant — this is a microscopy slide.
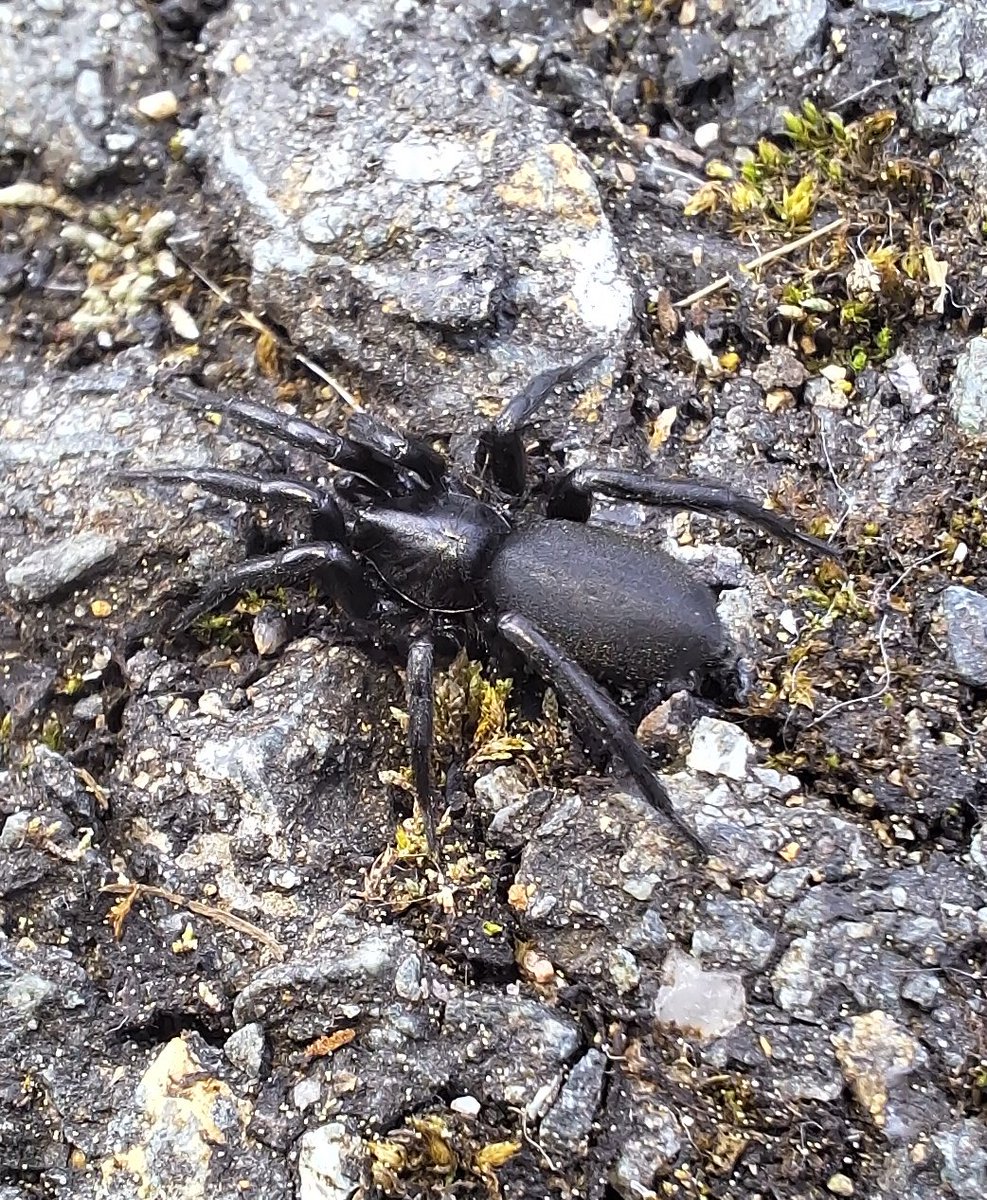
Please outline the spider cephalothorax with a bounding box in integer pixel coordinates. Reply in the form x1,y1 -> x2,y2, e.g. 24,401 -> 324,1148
124,362 -> 834,855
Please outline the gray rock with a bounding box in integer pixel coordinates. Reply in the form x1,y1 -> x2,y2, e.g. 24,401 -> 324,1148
913,83 -> 979,136
0,354 -> 262,625
232,921 -> 432,1039
691,896 -> 778,972
924,6 -> 969,81
539,1048 -> 606,1158
223,1023 -> 267,1078
113,638 -> 397,920
941,586 -> 987,685
497,784 -> 694,1004
933,1119 -> 987,1199
949,336 -> 987,434
860,0 -> 943,16
196,0 -> 633,432
734,0 -> 828,59
609,1078 -> 683,1200
0,0 -> 165,188
4,530 -> 119,601
297,1123 -> 362,1200
900,972 -> 942,1009
442,992 -> 581,1108
685,715 -> 753,780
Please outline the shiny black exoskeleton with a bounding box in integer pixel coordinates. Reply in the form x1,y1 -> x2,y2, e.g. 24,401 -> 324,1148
125,363 -> 834,855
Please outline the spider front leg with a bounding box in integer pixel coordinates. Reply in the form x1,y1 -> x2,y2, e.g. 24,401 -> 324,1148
168,543 -> 373,637
119,468 -> 345,542
497,612 -> 708,857
479,353 -> 604,494
549,466 -> 836,557
170,385 -> 445,492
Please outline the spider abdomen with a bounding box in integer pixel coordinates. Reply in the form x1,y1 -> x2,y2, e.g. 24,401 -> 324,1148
485,518 -> 731,688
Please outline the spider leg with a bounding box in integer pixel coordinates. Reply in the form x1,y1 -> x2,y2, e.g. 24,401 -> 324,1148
169,543 -> 373,636
549,466 -> 837,557
479,353 -> 604,494
119,468 -> 345,541
405,633 -> 437,847
497,612 -> 708,857
170,385 -> 443,492
345,410 -> 446,489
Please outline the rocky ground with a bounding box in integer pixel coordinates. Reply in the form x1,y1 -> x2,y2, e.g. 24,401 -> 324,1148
1,1 -> 986,1198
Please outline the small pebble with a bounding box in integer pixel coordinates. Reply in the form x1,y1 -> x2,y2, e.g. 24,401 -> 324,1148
253,607 -> 290,657
164,299 -> 200,341
139,209 -> 177,251
137,90 -> 179,120
450,1095 -> 481,1117
694,121 -> 719,149
827,1172 -> 854,1196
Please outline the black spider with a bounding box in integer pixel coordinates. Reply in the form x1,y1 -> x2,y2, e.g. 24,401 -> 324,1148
125,362 -> 834,855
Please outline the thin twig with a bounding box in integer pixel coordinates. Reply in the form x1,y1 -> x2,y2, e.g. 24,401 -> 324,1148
165,238 -> 364,411
102,880 -> 285,960
831,78 -> 899,110
674,217 -> 848,308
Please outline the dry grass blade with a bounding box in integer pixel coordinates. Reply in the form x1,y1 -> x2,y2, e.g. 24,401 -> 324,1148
101,881 -> 285,960
674,217 -> 848,308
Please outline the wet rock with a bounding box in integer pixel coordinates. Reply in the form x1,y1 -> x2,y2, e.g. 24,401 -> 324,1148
0,250 -> 26,296
685,715 -> 753,781
715,1020 -> 844,1104
0,0 -> 165,188
539,1048 -> 606,1159
940,585 -> 987,685
949,336 -> 987,434
653,947 -> 746,1040
4,530 -> 119,601
442,992 -> 580,1109
297,1123 -> 362,1200
665,769 -> 880,881
196,0 -> 633,434
96,1034 -> 289,1199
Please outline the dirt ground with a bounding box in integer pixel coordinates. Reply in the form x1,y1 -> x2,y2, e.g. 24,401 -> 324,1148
1,2 -> 985,1198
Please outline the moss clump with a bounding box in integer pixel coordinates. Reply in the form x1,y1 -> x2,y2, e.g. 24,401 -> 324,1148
681,100 -> 984,369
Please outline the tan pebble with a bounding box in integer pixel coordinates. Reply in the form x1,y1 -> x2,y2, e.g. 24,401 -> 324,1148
137,90 -> 179,120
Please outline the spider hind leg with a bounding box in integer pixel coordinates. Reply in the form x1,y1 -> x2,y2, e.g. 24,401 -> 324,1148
497,611 -> 708,857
